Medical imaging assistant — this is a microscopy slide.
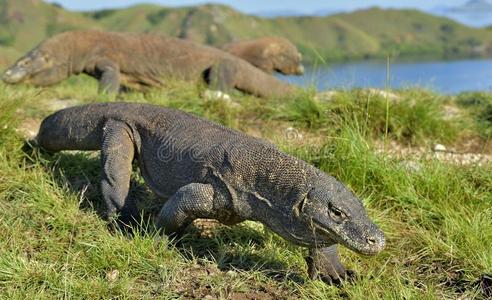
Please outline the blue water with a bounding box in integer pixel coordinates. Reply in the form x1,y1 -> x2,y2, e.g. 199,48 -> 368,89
278,58 -> 492,94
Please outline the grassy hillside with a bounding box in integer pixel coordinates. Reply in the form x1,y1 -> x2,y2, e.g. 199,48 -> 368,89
1,1 -> 492,66
84,4 -> 251,45
334,8 -> 492,59
85,5 -> 492,62
0,78 -> 490,298
0,0 -> 100,53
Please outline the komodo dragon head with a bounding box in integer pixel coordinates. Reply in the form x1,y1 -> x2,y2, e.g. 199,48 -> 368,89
2,48 -> 65,86
263,37 -> 304,75
224,36 -> 305,75
288,172 -> 385,255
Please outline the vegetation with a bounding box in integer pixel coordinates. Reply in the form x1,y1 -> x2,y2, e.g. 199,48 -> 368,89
275,89 -> 459,144
0,0 -> 99,54
0,76 -> 490,298
2,0 -> 492,66
456,92 -> 492,138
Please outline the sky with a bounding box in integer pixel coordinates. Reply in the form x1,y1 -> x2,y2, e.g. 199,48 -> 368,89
46,0 -> 468,14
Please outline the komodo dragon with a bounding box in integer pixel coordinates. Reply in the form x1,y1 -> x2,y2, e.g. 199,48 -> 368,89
2,30 -> 296,98
35,102 -> 385,284
221,36 -> 304,75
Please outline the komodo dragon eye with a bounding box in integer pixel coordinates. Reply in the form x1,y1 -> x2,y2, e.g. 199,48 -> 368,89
328,203 -> 348,223
19,60 -> 30,67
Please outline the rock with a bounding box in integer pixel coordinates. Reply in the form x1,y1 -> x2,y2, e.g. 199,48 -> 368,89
16,118 -> 41,139
315,90 -> 337,102
367,88 -> 400,102
442,105 -> 461,120
433,144 -> 447,152
106,269 -> 119,282
202,89 -> 232,101
202,90 -> 242,109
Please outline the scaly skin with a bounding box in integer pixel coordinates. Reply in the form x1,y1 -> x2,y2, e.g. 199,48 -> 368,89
221,36 -> 304,75
36,102 -> 385,284
2,30 -> 297,98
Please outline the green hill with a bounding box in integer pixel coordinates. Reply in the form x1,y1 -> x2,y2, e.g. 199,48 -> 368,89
333,8 -> 492,59
84,4 -> 247,45
84,5 -> 492,61
2,1 -> 492,65
0,0 -> 100,53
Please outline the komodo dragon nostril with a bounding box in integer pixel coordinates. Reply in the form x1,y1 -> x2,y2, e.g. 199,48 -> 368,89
366,237 -> 376,245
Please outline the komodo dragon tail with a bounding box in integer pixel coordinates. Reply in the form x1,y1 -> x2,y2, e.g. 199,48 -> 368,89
36,105 -> 108,152
224,59 -> 298,99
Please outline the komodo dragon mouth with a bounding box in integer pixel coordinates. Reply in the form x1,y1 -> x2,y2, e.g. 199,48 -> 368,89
308,217 -> 385,255
2,49 -> 55,85
2,67 -> 28,84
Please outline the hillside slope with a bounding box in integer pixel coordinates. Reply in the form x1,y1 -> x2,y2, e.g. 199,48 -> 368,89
334,8 -> 492,58
0,0 -> 100,52
85,5 -> 492,62
1,1 -> 492,65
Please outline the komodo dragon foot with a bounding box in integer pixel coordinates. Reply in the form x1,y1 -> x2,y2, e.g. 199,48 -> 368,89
307,245 -> 356,285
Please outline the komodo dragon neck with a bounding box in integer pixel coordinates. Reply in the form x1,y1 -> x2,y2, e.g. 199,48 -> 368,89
30,35 -> 79,80
215,146 -> 317,240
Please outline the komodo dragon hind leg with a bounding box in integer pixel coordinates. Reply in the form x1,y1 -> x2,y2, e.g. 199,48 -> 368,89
156,183 -> 219,236
307,245 -> 356,285
101,119 -> 138,229
96,59 -> 121,94
207,60 -> 237,94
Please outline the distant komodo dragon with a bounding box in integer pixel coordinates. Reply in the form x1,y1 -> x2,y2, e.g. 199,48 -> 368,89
35,102 -> 385,284
2,30 -> 297,98
221,36 -> 304,75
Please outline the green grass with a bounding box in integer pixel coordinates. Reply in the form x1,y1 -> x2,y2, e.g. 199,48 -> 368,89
456,92 -> 492,139
0,80 -> 491,298
274,88 -> 460,145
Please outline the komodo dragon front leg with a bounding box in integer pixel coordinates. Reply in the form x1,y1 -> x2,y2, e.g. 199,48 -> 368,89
95,59 -> 121,94
307,245 -> 355,285
100,119 -> 138,226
